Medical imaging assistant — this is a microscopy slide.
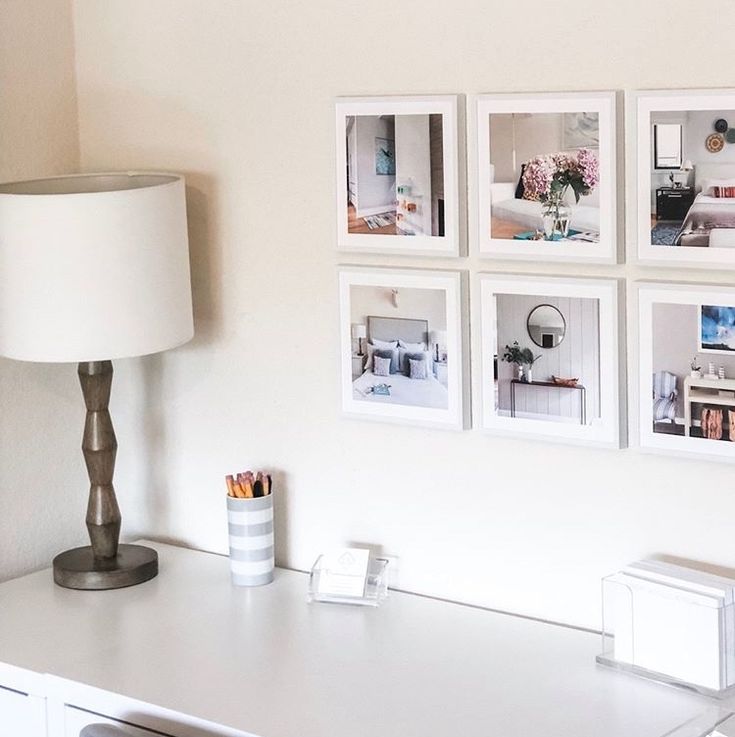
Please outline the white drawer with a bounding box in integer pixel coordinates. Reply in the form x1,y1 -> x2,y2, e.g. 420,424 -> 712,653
65,705 -> 178,737
0,685 -> 45,737
63,704 -> 239,737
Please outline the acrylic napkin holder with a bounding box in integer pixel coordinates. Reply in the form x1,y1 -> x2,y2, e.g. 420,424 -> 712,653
307,554 -> 389,607
596,572 -> 735,698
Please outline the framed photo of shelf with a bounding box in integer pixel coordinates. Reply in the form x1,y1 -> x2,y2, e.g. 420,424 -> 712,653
339,267 -> 466,430
477,273 -> 623,447
633,89 -> 735,267
471,91 -> 617,263
636,282 -> 735,460
335,96 -> 460,256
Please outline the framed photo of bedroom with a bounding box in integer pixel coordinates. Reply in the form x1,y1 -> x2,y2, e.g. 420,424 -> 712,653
338,267 -> 466,430
636,282 -> 735,461
634,89 -> 735,267
477,274 -> 623,447
472,91 -> 617,264
335,95 -> 460,257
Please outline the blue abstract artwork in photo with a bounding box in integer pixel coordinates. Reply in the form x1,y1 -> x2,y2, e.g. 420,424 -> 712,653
701,305 -> 735,352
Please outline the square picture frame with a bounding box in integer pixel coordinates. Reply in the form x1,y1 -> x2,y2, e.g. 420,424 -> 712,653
335,95 -> 460,257
471,91 -> 617,264
477,273 -> 623,447
636,282 -> 735,461
339,267 -> 466,430
633,89 -> 735,267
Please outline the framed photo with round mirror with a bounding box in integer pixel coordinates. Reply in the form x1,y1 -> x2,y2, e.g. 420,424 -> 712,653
527,304 -> 566,349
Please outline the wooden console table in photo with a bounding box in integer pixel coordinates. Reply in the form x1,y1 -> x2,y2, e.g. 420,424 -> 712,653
684,375 -> 735,436
510,379 -> 587,425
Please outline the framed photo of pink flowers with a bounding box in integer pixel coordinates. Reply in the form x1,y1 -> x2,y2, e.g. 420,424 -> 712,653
471,92 -> 617,263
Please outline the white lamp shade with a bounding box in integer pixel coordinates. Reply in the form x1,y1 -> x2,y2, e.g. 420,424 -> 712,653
351,324 -> 367,339
681,160 -> 694,171
0,172 -> 194,362
430,330 -> 447,347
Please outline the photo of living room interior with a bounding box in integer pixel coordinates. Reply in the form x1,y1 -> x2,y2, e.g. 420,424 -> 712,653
488,111 -> 601,242
345,114 -> 444,236
652,302 -> 735,440
649,109 -> 735,247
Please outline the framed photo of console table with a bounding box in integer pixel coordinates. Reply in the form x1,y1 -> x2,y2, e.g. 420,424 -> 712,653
637,282 -> 735,461
335,95 -> 460,257
471,91 -> 617,264
477,273 -> 623,447
633,89 -> 735,267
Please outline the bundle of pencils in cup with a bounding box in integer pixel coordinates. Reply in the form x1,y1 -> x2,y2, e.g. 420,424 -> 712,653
225,470 -> 272,499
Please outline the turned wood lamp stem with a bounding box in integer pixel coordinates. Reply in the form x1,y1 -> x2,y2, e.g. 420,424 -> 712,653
79,361 -> 121,559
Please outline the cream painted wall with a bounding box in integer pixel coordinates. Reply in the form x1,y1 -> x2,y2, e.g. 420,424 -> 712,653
71,0 -> 735,629
0,0 -> 87,582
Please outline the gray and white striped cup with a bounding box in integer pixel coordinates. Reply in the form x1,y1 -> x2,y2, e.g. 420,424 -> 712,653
226,493 -> 274,586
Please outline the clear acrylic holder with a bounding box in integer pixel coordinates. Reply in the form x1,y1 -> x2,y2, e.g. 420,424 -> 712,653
597,572 -> 735,698
307,554 -> 389,607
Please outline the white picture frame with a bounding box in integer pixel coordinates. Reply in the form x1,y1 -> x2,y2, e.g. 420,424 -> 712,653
636,282 -> 735,461
477,273 -> 623,447
471,91 -> 617,264
633,89 -> 735,267
339,267 -> 466,430
335,95 -> 460,257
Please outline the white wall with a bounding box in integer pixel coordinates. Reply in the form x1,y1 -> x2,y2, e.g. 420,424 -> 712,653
496,295 -> 600,422
354,116 -> 395,215
395,114 -> 432,235
350,286 -> 447,333
69,0 -> 735,630
0,0 -> 85,582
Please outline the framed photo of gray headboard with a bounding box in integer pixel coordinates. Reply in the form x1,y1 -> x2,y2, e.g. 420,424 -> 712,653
339,266 -> 466,430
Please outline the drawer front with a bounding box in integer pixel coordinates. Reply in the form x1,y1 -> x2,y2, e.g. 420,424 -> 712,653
64,705 -> 239,737
0,685 -> 45,737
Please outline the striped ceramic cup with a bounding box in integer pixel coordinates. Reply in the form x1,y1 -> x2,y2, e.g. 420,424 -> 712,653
226,493 -> 274,586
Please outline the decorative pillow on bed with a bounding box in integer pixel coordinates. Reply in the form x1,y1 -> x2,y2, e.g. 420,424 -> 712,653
401,350 -> 432,377
373,356 -> 391,377
408,357 -> 428,380
371,338 -> 398,350
397,339 -> 426,352
373,348 -> 400,374
713,185 -> 735,198
701,179 -> 735,196
366,345 -> 398,373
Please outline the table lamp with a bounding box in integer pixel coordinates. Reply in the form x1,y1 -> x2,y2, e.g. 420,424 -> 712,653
0,172 -> 194,590
351,324 -> 367,356
430,330 -> 447,362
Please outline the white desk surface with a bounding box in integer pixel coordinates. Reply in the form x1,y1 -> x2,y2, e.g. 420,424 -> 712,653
0,541 -> 713,737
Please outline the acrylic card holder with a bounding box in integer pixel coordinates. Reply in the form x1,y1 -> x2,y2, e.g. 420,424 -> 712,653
308,551 -> 389,607
597,572 -> 735,697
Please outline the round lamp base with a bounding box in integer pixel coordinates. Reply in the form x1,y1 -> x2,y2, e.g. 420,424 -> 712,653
53,544 -> 158,590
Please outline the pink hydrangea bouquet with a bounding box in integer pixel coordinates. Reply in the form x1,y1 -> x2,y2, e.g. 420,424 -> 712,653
522,148 -> 599,204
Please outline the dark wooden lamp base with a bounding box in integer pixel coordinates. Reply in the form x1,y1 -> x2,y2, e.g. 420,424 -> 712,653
53,544 -> 158,590
53,361 -> 159,591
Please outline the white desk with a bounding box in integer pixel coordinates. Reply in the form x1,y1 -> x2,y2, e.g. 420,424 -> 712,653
0,542 -> 718,737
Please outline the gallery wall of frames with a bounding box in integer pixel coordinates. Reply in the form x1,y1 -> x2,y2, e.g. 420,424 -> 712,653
335,90 -> 735,462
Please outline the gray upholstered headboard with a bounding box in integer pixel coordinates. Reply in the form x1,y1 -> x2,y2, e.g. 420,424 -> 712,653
368,316 -> 428,346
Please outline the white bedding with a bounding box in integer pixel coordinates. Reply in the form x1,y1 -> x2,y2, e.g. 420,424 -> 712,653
491,196 -> 600,234
353,370 -> 448,409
